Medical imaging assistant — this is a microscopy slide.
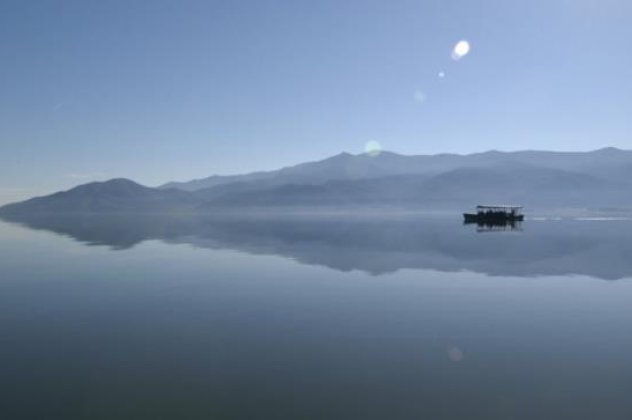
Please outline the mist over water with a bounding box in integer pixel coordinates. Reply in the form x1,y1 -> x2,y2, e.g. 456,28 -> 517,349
2,215 -> 632,419
3,213 -> 632,279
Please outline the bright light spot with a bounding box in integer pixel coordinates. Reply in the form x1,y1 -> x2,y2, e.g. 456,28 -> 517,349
438,71 -> 446,79
447,346 -> 464,362
451,40 -> 471,60
365,140 -> 382,157
413,90 -> 426,104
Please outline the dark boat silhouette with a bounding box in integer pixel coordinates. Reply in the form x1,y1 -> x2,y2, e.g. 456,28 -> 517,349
463,205 -> 524,224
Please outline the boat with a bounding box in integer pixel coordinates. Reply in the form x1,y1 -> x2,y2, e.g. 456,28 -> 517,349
463,205 -> 524,224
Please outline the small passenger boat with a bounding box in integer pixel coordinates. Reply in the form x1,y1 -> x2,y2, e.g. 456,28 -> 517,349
463,205 -> 524,224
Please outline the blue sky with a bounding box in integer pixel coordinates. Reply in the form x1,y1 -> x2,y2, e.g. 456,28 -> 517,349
1,0 -> 631,203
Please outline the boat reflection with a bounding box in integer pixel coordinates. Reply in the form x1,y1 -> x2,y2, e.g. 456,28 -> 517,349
463,219 -> 523,232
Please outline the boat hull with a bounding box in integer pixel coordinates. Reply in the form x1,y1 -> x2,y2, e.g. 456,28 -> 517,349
463,213 -> 524,223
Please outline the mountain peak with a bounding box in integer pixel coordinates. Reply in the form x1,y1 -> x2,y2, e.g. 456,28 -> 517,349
98,178 -> 142,186
328,152 -> 354,160
67,178 -> 146,194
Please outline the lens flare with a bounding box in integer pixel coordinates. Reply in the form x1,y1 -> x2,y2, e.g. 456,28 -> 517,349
447,346 -> 464,362
364,140 -> 382,157
414,90 -> 426,104
451,40 -> 471,60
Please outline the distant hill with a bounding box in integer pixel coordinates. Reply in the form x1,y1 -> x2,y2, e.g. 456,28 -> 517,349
0,179 -> 201,214
2,148 -> 632,214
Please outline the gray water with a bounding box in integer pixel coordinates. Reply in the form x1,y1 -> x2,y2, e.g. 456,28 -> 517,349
2,214 -> 632,419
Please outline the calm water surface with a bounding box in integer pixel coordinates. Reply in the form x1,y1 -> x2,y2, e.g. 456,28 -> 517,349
1,215 -> 632,419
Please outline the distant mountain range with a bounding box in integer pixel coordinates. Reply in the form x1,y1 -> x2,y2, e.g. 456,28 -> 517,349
2,148 -> 632,214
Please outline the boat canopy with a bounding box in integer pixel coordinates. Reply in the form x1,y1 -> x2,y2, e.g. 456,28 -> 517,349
476,205 -> 523,212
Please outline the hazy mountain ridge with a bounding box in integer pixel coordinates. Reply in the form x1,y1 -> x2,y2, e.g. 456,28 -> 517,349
200,163 -> 620,209
161,147 -> 632,192
0,179 -> 202,214
2,148 -> 632,214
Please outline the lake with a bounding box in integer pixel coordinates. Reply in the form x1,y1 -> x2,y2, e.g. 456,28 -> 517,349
1,214 -> 632,419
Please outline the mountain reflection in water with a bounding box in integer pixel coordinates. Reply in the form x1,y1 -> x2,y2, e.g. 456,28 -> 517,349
2,213 -> 632,280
